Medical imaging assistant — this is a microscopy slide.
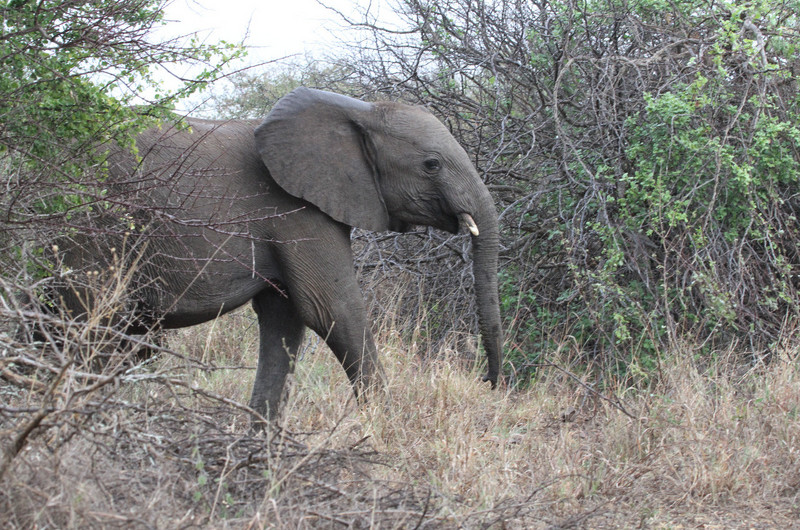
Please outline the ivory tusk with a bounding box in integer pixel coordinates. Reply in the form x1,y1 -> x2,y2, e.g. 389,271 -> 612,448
459,213 -> 480,236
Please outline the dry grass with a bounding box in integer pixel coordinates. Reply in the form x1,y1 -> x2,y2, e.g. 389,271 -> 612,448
2,287 -> 800,528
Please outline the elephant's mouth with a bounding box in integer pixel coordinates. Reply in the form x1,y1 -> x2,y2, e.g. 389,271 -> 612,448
433,198 -> 462,234
432,210 -> 460,234
397,198 -> 467,234
389,218 -> 412,232
445,215 -> 462,234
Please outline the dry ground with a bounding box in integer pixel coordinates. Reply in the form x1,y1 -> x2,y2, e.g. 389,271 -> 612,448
2,306 -> 800,528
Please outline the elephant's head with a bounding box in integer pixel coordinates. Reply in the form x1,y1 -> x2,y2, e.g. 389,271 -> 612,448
254,87 -> 503,387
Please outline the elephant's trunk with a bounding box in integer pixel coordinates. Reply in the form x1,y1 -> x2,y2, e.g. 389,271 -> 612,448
467,189 -> 503,388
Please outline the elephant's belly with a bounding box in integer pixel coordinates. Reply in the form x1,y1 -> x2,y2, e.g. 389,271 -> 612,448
144,239 -> 284,329
156,277 -> 272,328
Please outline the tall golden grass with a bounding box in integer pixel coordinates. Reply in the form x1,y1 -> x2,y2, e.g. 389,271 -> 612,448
1,275 -> 799,528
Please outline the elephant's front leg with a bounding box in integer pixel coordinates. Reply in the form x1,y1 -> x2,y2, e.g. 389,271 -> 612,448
319,299 -> 385,399
277,229 -> 386,401
294,277 -> 386,399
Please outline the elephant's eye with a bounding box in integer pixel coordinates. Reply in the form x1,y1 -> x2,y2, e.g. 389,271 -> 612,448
424,158 -> 441,172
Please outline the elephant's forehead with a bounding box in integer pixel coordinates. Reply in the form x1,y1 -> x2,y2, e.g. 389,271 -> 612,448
389,109 -> 462,151
404,107 -> 449,132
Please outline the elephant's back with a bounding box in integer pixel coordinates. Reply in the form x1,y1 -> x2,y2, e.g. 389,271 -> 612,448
97,117 -> 294,323
105,117 -> 286,211
121,117 -> 264,176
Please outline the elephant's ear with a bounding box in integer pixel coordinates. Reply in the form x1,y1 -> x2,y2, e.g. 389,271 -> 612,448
254,87 -> 391,232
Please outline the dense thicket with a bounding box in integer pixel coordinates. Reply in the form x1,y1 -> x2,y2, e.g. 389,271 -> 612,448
325,0 -> 800,380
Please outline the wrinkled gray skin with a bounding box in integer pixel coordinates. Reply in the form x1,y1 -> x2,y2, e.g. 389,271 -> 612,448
57,88 -> 503,420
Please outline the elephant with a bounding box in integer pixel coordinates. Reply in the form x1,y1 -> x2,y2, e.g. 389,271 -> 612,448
49,87 -> 503,420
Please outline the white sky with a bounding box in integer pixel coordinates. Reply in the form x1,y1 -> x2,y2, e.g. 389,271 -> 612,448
156,0 -> 401,111
161,0 -> 389,62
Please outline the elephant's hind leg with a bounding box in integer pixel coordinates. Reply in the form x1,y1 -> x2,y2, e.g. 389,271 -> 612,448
249,288 -> 305,424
